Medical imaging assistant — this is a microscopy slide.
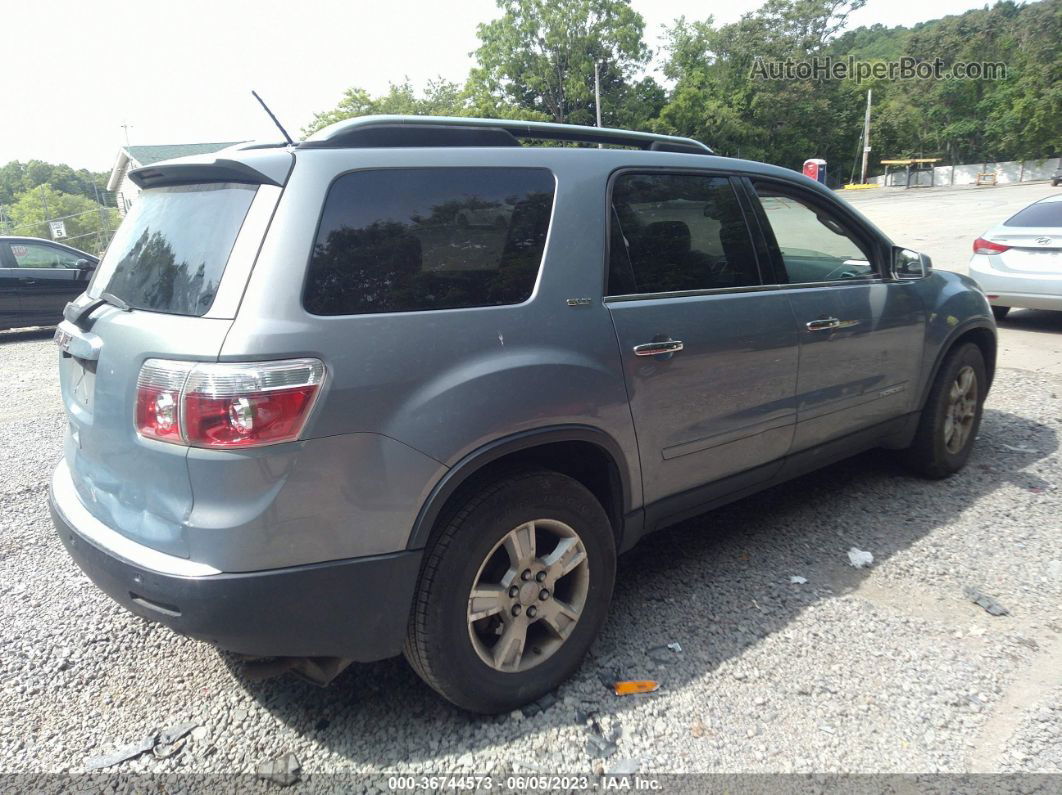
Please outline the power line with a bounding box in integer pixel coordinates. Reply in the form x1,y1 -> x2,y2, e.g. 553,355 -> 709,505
60,229 -> 118,244
2,206 -> 109,233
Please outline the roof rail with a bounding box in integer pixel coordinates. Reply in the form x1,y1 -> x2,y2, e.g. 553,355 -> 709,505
299,115 -> 714,155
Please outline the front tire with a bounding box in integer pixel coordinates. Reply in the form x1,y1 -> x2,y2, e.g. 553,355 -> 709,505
404,469 -> 616,713
902,342 -> 986,478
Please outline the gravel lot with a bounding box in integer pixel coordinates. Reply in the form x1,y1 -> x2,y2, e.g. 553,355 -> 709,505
1,326 -> 1060,779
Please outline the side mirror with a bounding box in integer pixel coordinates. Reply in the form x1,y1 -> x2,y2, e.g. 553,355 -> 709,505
76,258 -> 97,272
892,248 -> 931,280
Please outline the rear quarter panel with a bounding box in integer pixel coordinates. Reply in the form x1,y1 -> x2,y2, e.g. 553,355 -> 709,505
218,148 -> 642,561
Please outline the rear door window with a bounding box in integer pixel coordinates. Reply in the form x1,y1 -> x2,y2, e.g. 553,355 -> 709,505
90,183 -> 257,316
608,173 -> 760,296
303,167 -> 555,315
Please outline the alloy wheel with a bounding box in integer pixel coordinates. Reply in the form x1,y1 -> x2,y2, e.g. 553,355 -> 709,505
466,519 -> 590,673
943,365 -> 978,454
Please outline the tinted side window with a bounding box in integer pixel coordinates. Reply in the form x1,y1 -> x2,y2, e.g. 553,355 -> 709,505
608,174 -> 759,296
751,183 -> 874,284
304,168 -> 555,315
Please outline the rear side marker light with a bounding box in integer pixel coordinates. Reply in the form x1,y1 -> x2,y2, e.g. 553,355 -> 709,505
135,358 -> 325,448
973,237 -> 1010,255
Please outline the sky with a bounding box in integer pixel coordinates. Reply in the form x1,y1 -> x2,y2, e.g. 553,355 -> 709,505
1,0 -> 993,173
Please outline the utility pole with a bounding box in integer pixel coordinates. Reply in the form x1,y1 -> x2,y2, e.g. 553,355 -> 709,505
860,89 -> 872,185
93,182 -> 106,253
594,61 -> 604,149
594,61 -> 603,128
121,121 -> 134,146
39,185 -> 52,237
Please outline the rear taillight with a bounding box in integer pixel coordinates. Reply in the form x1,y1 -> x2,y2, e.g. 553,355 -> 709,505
973,237 -> 1010,255
135,358 -> 325,448
135,360 -> 193,443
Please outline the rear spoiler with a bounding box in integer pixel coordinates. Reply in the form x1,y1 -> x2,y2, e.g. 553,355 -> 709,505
129,148 -> 293,190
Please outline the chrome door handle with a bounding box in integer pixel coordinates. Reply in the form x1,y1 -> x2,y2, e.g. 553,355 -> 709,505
806,317 -> 840,332
806,317 -> 860,332
633,340 -> 684,356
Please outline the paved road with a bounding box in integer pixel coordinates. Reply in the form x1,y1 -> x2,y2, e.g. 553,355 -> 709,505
846,182 -> 1062,376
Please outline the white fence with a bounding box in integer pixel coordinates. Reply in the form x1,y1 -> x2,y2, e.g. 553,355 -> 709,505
872,157 -> 1059,187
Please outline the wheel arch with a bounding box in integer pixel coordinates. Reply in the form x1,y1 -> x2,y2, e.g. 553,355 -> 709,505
406,425 -> 633,552
919,320 -> 997,409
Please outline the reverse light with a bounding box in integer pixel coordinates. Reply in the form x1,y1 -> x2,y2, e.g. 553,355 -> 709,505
973,237 -> 1010,255
135,358 -> 325,448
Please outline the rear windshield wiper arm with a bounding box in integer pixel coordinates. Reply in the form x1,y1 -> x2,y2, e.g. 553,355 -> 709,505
63,292 -> 132,330
100,292 -> 131,312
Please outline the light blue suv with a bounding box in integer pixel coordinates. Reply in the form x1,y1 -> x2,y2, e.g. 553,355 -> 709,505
50,116 -> 996,713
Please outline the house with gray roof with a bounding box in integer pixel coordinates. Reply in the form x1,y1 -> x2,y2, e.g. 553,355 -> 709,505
107,142 -> 245,215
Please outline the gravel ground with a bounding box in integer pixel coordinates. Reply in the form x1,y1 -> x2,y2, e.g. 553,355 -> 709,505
1,329 -> 1060,779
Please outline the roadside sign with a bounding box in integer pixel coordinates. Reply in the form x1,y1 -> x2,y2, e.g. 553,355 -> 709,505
49,220 -> 67,239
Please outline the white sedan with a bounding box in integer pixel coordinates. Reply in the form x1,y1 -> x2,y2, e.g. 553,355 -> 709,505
969,193 -> 1062,320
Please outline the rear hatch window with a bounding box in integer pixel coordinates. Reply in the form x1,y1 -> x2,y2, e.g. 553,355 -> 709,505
1004,201 -> 1062,228
90,183 -> 257,316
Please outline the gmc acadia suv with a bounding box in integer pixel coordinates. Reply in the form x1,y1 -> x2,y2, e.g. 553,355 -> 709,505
50,116 -> 996,713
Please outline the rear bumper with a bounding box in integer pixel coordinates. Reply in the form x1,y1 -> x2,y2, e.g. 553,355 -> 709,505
50,465 -> 422,661
969,257 -> 1062,311
980,292 -> 1062,312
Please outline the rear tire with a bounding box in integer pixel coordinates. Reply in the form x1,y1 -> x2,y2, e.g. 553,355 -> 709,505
902,342 -> 986,478
991,305 -> 1010,321
404,469 -> 616,713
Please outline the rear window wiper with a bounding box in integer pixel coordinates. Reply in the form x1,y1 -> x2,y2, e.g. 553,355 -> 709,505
63,292 -> 132,330
100,292 -> 131,312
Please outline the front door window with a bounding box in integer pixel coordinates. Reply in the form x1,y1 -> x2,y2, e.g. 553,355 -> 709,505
750,185 -> 874,284
10,242 -> 82,269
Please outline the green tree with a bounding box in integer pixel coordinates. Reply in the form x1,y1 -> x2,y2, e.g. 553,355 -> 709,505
656,1 -> 866,169
470,0 -> 651,126
304,79 -> 475,136
5,185 -> 119,253
861,0 -> 1061,164
301,0 -> 1060,172
0,160 -> 111,206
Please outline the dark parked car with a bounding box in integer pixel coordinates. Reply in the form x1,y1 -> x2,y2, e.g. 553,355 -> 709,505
51,116 -> 996,713
0,237 -> 97,330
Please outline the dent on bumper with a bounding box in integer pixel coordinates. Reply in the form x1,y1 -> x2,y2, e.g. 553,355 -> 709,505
50,462 -> 423,661
52,460 -> 216,577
